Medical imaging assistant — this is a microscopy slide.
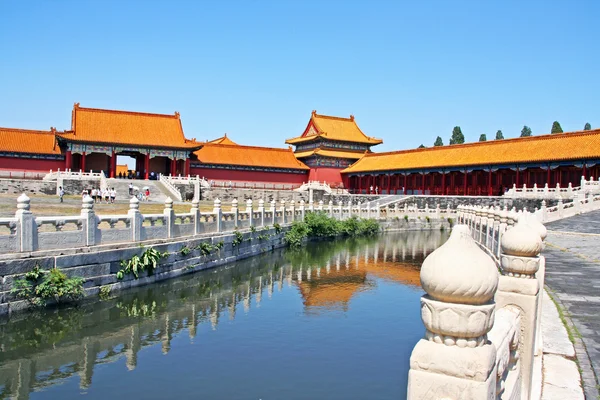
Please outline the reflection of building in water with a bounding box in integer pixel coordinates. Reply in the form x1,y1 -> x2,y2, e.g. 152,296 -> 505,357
0,231 -> 447,399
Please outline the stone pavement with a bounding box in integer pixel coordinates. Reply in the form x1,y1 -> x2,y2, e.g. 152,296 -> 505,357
544,209 -> 600,399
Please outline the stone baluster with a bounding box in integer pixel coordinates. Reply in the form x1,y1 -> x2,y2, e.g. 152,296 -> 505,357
328,200 -> 334,217
81,195 -> 96,246
258,199 -> 265,227
318,200 -> 324,211
309,197 -> 314,212
191,198 -> 200,235
289,200 -> 296,221
338,201 -> 343,219
213,198 -> 222,232
497,216 -> 544,400
435,204 -> 441,220
16,193 -> 37,252
347,200 -> 352,217
246,199 -> 253,227
557,197 -> 563,216
270,199 -> 276,225
232,199 -> 239,228
408,225 -> 499,399
130,196 -> 143,241
540,200 -> 547,222
280,199 -> 286,224
299,199 -> 305,221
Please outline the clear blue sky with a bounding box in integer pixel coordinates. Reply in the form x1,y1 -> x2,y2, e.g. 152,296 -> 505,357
1,1 -> 598,152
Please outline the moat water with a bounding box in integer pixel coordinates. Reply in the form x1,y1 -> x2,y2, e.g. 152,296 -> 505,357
0,231 -> 449,400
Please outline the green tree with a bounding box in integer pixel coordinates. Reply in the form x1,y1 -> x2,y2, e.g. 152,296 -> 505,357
584,122 -> 591,131
449,126 -> 465,145
551,121 -> 563,134
479,134 -> 487,142
434,136 -> 444,146
418,144 -> 426,148
520,126 -> 532,137
495,130 -> 504,140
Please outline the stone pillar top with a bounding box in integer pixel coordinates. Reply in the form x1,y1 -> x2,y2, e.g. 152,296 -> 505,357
259,199 -> 265,207
82,195 -> 94,211
164,197 -> 172,209
17,193 -> 30,211
420,225 -> 498,305
501,216 -> 542,257
130,196 -> 140,210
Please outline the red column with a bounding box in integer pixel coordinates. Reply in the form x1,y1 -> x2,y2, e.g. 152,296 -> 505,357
441,172 -> 446,195
488,169 -> 492,196
65,150 -> 72,171
109,151 -> 116,178
516,167 -> 520,187
403,174 -> 407,194
170,158 -> 176,175
421,173 -> 425,194
185,158 -> 190,176
144,154 -> 150,180
81,152 -> 86,172
463,171 -> 468,195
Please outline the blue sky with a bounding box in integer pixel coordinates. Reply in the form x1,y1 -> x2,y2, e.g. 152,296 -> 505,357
0,1 -> 598,152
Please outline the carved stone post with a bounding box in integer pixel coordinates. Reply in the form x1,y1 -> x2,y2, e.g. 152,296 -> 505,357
280,199 -> 286,224
232,199 -> 239,228
408,225 -> 499,400
213,198 -> 222,232
299,199 -> 305,221
270,199 -> 276,225
258,199 -> 265,227
289,200 -> 296,222
81,195 -> 96,246
318,200 -> 323,211
246,199 -> 253,227
129,196 -> 143,241
191,198 -> 200,235
338,201 -> 343,220
16,193 -> 37,252
309,197 -> 314,212
497,217 -> 544,400
328,200 -> 333,217
347,200 -> 352,217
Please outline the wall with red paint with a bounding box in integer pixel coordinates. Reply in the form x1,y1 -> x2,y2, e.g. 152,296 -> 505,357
307,168 -> 343,185
0,156 -> 64,172
191,167 -> 308,184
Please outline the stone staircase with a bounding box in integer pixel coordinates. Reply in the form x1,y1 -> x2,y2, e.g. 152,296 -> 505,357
103,178 -> 171,203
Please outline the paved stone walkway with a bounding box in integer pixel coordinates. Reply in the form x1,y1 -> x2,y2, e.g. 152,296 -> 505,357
545,210 -> 600,399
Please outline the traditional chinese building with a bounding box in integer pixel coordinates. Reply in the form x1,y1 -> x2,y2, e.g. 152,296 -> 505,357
286,111 -> 382,185
57,104 -> 202,179
191,135 -> 309,184
342,129 -> 600,195
0,127 -> 64,172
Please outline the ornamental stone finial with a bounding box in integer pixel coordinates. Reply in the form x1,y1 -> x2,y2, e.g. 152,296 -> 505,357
501,216 -> 543,257
213,198 -> 221,209
421,225 -> 499,305
130,196 -> 140,210
17,193 -> 30,211
524,212 -> 547,242
82,195 -> 94,211
259,199 -> 265,207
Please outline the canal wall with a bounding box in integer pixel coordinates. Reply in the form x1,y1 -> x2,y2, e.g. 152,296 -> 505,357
0,225 -> 289,317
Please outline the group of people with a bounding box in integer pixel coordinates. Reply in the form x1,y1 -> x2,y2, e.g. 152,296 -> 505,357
82,187 -> 117,204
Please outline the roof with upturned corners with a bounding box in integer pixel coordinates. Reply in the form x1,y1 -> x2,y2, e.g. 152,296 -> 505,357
194,143 -> 309,170
0,127 -> 62,155
286,111 -> 383,145
342,129 -> 600,174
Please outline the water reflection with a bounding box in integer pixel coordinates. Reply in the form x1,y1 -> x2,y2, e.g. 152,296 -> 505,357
0,230 -> 448,400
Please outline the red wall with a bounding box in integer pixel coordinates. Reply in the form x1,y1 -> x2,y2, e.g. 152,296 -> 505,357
191,167 -> 308,184
0,156 -> 64,172
308,168 -> 344,185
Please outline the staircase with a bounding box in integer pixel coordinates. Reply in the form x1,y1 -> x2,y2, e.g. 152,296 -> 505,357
102,179 -> 171,203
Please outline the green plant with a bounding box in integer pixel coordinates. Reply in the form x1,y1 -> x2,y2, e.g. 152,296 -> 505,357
425,216 -> 430,223
161,251 -> 170,258
196,242 -> 214,256
273,223 -> 282,234
232,230 -> 244,247
118,248 -> 163,280
447,217 -> 454,226
404,215 -> 409,221
215,241 -> 224,250
12,266 -> 84,307
250,226 -> 256,233
180,245 -> 192,256
99,285 -> 111,300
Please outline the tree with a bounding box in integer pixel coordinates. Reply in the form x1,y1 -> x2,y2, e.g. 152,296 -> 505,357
449,126 -> 465,145
584,122 -> 591,131
551,121 -> 563,134
418,144 -> 426,149
495,130 -> 504,140
479,134 -> 487,142
520,126 -> 532,137
434,136 -> 444,146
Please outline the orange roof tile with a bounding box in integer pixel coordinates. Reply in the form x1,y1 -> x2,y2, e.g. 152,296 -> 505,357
342,129 -> 600,174
294,148 -> 367,160
286,111 -> 383,145
62,103 -> 201,149
0,127 -> 61,155
208,134 -> 238,146
194,143 -> 309,170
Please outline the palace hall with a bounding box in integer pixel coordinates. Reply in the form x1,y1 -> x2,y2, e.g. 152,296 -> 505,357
0,102 -> 598,195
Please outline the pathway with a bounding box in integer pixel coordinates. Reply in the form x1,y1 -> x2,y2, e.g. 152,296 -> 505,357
544,209 -> 600,399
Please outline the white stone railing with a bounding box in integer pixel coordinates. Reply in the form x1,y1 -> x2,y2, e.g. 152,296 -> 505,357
408,205 -> 547,400
533,192 -> 600,223
158,174 -> 183,202
295,180 -> 334,194
162,174 -> 210,188
504,176 -> 600,199
44,169 -> 104,181
0,195 -> 459,255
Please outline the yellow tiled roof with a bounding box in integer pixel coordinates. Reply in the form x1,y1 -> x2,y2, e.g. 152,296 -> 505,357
208,134 -> 238,146
0,127 -> 61,155
63,103 -> 201,149
342,129 -> 600,174
294,148 -> 367,160
195,143 -> 309,170
286,111 -> 383,145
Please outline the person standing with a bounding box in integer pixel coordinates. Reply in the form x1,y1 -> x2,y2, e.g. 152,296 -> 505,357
110,187 -> 116,204
91,188 -> 97,203
128,182 -> 133,196
59,186 -> 64,203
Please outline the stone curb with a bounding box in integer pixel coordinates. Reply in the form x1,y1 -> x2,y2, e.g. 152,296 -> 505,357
545,286 -> 599,400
